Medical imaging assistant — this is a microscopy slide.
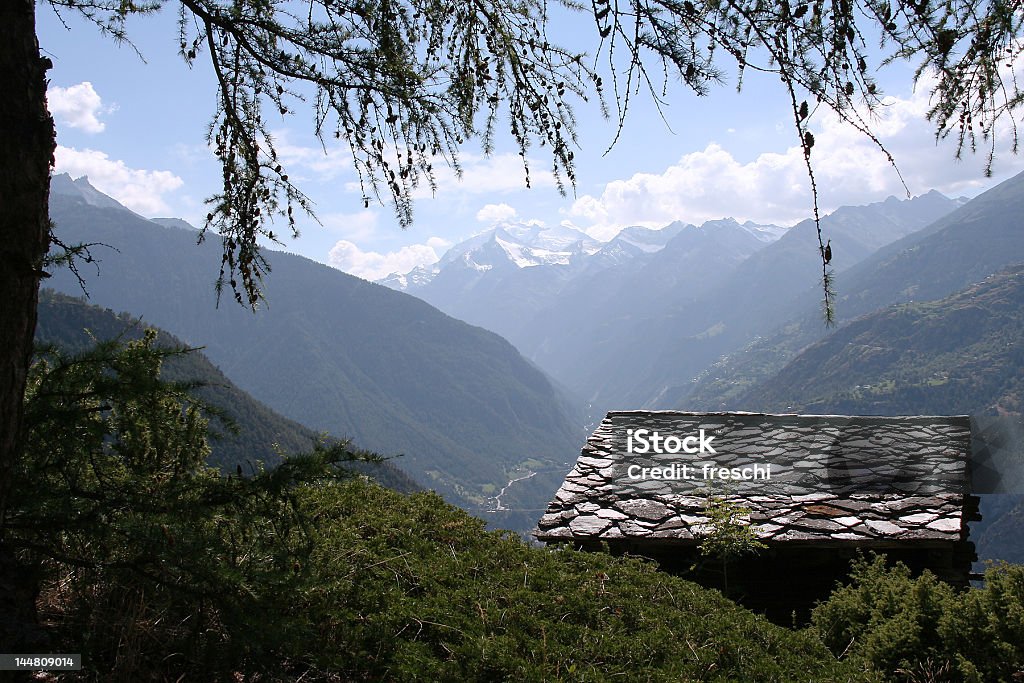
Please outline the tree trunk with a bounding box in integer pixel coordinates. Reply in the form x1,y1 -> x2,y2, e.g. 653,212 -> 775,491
0,0 -> 55,651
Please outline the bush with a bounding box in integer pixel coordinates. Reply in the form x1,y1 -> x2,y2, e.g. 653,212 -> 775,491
284,480 -> 874,681
810,554 -> 1024,682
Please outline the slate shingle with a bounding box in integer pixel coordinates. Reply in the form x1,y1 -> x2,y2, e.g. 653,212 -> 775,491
536,411 -> 972,546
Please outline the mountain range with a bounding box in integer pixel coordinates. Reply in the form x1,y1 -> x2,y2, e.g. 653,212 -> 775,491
45,174 -> 585,532
382,190 -> 962,419
717,264 -> 1024,417
688,171 -> 1024,412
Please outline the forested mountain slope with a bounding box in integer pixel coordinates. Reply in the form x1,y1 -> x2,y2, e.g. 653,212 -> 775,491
35,290 -> 422,493
688,171 -> 1024,411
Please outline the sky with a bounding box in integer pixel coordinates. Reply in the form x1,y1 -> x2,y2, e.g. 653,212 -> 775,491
38,4 -> 1024,282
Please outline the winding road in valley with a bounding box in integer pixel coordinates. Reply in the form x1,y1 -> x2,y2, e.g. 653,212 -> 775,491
491,471 -> 537,511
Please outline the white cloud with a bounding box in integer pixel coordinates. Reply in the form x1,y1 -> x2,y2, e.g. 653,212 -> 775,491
48,82 -> 110,134
347,152 -> 558,200
566,84 -> 1024,240
327,238 -> 448,280
320,209 -> 381,242
426,236 -> 452,250
476,203 -> 518,225
54,146 -> 184,215
429,152 -> 557,196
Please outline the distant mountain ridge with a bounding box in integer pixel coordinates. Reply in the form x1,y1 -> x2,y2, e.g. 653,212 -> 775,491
380,216 -> 786,292
743,263 -> 1024,416
633,190 -> 962,411
45,175 -> 586,533
687,172 -> 1024,412
380,190 -> 960,420
49,173 -> 137,214
378,215 -> 790,396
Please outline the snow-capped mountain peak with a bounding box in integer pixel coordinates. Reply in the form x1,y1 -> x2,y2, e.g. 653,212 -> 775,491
434,222 -> 602,274
378,263 -> 440,291
695,217 -> 787,243
494,234 -> 573,268
610,222 -> 690,252
739,220 -> 788,243
378,215 -> 786,292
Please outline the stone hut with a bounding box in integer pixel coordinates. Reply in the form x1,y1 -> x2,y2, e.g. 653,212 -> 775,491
536,411 -> 980,619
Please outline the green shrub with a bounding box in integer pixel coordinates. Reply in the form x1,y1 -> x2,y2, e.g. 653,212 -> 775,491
810,554 -> 1024,682
284,479 -> 873,682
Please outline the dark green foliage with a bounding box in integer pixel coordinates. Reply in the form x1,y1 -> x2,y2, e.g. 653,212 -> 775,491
17,334 -> 217,609
14,330 -> 1024,682
811,555 -> 1024,682
695,495 -> 767,597
12,334 -> 379,678
287,481 -> 871,682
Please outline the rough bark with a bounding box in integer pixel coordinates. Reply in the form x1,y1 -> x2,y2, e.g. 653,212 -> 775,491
0,0 -> 56,652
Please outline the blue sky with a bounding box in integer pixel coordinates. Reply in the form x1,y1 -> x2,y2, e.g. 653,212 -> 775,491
39,3 -> 1024,281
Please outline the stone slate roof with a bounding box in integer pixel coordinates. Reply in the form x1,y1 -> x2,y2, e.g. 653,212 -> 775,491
536,411 -> 973,545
